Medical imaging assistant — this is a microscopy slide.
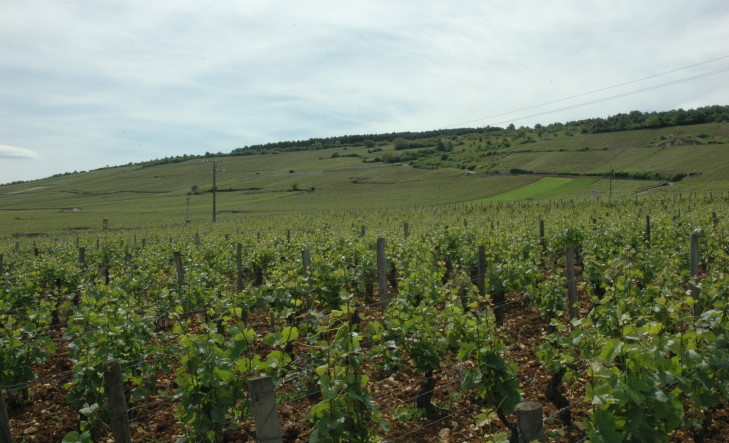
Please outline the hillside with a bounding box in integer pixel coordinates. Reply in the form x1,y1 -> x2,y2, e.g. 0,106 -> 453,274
1,113 -> 728,236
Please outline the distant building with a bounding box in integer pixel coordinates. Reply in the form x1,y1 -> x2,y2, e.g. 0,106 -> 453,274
659,138 -> 699,147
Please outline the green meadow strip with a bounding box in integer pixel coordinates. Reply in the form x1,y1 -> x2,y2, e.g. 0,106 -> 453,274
475,177 -> 599,202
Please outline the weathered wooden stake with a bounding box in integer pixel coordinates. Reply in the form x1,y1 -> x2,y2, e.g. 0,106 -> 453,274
302,249 -> 312,310
194,233 -> 201,249
286,229 -> 291,242
566,247 -> 578,320
236,243 -> 244,292
516,401 -> 545,443
361,225 -> 366,237
377,237 -> 389,310
539,219 -> 545,252
645,215 -> 651,246
104,360 -> 132,443
102,219 -> 109,230
79,247 -> 87,272
14,242 -> 19,252
477,246 -> 486,298
96,263 -> 110,285
125,253 -> 133,280
404,222 -> 410,240
248,376 -> 283,443
173,251 -> 185,290
0,391 -> 11,443
690,233 -> 701,315
494,294 -> 505,327
0,254 -> 4,278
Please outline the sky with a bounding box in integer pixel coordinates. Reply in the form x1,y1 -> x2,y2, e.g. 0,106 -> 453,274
1,0 -> 729,184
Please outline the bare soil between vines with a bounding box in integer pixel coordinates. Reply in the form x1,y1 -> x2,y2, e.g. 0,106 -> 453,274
5,291 -> 728,442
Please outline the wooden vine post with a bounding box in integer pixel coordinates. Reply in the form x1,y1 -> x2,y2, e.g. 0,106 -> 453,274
103,218 -> 109,230
0,254 -> 4,278
690,233 -> 701,315
248,376 -> 283,443
515,401 -> 545,442
645,215 -> 651,246
104,360 -> 132,443
125,253 -> 133,280
173,251 -> 185,291
99,263 -> 110,285
194,233 -> 201,249
377,237 -> 389,311
494,293 -> 505,327
0,390 -> 11,443
302,249 -> 312,310
477,246 -> 486,298
236,243 -> 244,292
538,219 -> 546,259
78,247 -> 87,272
566,247 -> 578,320
539,219 -> 544,242
404,222 -> 409,240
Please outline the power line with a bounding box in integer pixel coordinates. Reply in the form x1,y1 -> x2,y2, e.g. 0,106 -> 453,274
446,54 -> 729,128
488,65 -> 729,127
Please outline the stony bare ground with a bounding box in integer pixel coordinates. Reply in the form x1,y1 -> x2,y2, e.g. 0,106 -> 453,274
6,291 -> 728,442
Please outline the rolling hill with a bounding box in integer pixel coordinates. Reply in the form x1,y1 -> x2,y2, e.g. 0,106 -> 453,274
1,109 -> 728,236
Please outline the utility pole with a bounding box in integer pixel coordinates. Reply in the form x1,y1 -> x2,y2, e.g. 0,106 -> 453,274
609,168 -> 613,203
212,160 -> 217,223
186,197 -> 190,224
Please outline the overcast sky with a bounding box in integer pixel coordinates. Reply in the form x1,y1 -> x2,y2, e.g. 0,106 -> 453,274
1,0 -> 728,184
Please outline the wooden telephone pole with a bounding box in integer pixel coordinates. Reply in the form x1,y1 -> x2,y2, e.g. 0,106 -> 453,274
212,160 -> 217,223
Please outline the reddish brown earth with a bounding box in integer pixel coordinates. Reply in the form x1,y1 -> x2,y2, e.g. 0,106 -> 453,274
5,292 -> 727,442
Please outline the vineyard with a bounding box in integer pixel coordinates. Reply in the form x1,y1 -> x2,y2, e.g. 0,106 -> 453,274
1,195 -> 728,442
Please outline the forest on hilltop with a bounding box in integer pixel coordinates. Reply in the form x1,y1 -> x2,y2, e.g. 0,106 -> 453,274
130,105 -> 729,169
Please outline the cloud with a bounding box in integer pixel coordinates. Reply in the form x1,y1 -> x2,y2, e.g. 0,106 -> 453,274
0,0 -> 728,183
0,145 -> 41,160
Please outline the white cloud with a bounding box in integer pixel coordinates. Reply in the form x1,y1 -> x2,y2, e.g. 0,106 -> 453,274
0,0 -> 728,183
0,145 -> 41,160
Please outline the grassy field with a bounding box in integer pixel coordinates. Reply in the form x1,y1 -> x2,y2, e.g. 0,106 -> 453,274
1,121 -> 727,236
493,144 -> 728,176
473,177 -> 600,202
